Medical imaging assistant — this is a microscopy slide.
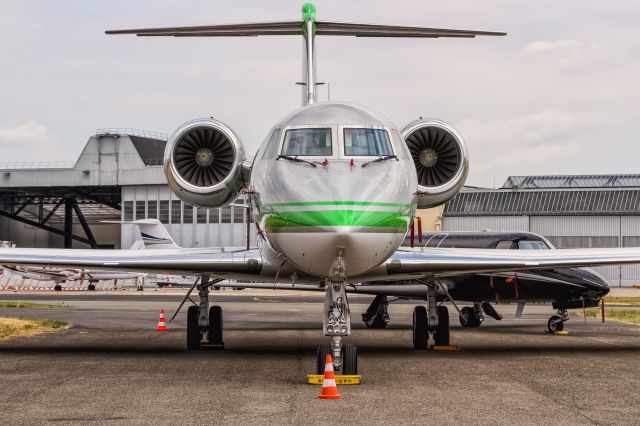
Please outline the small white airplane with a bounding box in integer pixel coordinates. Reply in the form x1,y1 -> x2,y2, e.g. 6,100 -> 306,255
2,4 -> 639,373
0,240 -> 147,291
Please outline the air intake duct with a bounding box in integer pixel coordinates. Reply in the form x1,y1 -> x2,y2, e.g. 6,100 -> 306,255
402,119 -> 468,208
164,118 -> 246,207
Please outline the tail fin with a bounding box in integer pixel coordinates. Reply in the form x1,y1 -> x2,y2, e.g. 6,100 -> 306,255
132,219 -> 181,249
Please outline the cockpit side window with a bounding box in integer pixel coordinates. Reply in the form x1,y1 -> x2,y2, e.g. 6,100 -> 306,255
344,128 -> 393,156
262,128 -> 281,159
281,128 -> 332,156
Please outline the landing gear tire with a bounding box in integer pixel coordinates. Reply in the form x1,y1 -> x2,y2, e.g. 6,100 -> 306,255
434,306 -> 450,346
459,306 -> 482,328
87,284 -> 96,291
207,305 -> 224,348
548,314 -> 564,334
186,305 -> 201,350
316,343 -> 332,375
412,306 -> 428,349
316,342 -> 358,375
54,284 -> 62,292
342,343 -> 358,375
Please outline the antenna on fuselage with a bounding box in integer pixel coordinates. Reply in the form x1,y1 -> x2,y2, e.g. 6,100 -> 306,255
106,3 -> 506,107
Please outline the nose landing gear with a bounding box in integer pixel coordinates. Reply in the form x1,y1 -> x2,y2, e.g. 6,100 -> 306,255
316,249 -> 358,375
548,309 -> 569,334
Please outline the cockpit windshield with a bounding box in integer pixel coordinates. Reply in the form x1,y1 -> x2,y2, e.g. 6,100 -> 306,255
344,128 -> 393,156
281,128 -> 332,156
517,240 -> 549,250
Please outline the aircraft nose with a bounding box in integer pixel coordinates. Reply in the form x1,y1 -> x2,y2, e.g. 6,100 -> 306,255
580,268 -> 610,298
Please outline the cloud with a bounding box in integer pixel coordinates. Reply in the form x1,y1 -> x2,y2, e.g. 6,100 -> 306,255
521,39 -> 606,70
0,121 -> 50,143
456,110 -> 615,185
0,121 -> 67,163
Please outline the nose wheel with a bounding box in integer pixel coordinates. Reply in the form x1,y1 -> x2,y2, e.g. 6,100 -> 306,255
548,309 -> 569,334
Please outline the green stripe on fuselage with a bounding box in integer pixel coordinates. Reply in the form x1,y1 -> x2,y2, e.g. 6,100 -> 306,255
263,210 -> 411,230
263,201 -> 411,208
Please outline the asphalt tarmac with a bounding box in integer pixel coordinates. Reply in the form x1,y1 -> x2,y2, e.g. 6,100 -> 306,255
1,289 -> 639,425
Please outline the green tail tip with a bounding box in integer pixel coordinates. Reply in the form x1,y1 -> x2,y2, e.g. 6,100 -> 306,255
302,3 -> 316,22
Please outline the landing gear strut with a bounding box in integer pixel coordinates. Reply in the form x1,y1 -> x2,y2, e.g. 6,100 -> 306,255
362,295 -> 390,329
316,248 -> 357,375
186,276 -> 224,350
412,283 -> 451,349
548,309 -> 569,334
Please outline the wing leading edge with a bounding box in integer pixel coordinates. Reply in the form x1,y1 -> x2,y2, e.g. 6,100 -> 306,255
0,248 -> 262,278
382,247 -> 640,278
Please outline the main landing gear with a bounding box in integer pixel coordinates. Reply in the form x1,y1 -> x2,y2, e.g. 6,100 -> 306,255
412,283 -> 450,349
362,295 -> 390,329
459,302 -> 504,327
186,276 -> 224,350
316,249 -> 358,375
548,308 -> 569,334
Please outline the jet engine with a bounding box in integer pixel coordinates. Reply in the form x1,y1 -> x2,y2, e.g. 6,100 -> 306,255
164,118 -> 246,207
402,119 -> 469,208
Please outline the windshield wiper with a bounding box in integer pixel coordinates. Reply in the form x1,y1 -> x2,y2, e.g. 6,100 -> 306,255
277,155 -> 318,167
361,155 -> 398,168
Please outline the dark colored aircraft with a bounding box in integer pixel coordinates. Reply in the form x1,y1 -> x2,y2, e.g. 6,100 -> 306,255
360,231 -> 609,334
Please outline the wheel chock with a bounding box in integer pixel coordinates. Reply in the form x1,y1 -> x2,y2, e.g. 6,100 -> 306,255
554,331 -> 570,336
307,375 -> 361,385
431,344 -> 461,351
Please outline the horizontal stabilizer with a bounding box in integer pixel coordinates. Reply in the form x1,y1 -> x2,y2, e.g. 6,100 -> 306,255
106,20 -> 506,38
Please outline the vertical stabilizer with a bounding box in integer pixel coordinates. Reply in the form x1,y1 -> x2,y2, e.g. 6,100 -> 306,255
131,219 -> 181,249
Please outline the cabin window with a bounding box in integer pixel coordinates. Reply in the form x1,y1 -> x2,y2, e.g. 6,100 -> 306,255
262,128 -> 281,159
344,128 -> 393,156
281,128 -> 332,156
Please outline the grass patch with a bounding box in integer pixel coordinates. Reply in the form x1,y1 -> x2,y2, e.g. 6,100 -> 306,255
0,317 -> 69,340
584,309 -> 640,325
0,301 -> 66,309
602,296 -> 640,305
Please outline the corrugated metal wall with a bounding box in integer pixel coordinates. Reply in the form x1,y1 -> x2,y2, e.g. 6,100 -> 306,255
442,216 -> 529,232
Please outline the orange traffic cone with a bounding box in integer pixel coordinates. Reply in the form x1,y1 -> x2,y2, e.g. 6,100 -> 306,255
156,309 -> 167,331
317,354 -> 342,400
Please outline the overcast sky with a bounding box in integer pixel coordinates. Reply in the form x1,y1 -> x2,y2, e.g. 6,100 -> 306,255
1,1 -> 638,187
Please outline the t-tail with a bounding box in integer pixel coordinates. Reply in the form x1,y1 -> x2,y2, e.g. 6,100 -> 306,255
106,3 -> 505,106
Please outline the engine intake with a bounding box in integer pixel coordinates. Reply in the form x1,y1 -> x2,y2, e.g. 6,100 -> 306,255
402,119 -> 468,208
164,118 -> 246,207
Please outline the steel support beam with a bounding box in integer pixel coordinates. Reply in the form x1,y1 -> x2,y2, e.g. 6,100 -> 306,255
70,199 -> 98,248
64,198 -> 73,248
0,208 -> 91,245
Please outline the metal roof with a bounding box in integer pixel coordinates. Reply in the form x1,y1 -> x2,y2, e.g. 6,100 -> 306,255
444,188 -> 640,216
502,174 -> 640,189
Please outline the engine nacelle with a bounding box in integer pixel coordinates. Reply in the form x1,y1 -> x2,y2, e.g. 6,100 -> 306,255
402,119 -> 468,209
164,118 -> 246,207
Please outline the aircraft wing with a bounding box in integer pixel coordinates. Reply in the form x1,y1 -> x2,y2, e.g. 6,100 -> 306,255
0,248 -> 262,280
371,246 -> 640,280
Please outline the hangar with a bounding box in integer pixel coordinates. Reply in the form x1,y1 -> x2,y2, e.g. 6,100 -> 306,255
440,175 -> 640,286
0,129 -> 255,251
